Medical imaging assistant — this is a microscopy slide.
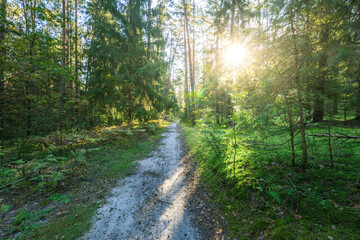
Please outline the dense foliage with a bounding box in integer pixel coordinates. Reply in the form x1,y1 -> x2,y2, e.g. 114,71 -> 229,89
177,0 -> 360,169
178,0 -> 360,238
0,0 -> 176,238
1,0 -> 360,238
0,0 -> 177,142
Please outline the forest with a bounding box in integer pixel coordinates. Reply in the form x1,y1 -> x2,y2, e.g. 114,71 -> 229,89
0,0 -> 360,239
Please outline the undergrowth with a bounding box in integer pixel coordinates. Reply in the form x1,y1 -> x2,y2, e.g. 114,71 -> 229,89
181,120 -> 360,239
0,120 -> 168,239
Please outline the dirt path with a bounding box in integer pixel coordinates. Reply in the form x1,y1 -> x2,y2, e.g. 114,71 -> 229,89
82,122 -> 220,240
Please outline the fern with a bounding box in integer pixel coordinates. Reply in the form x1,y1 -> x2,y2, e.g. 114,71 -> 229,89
268,191 -> 281,205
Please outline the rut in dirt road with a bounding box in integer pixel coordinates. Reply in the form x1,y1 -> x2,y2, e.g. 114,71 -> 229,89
82,122 -> 202,240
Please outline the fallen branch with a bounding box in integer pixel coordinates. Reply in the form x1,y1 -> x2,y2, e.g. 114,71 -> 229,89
0,178 -> 25,190
310,134 -> 360,139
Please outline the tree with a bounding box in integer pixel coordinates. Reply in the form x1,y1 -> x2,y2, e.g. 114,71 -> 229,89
289,5 -> 307,170
182,0 -> 195,124
0,0 -> 7,143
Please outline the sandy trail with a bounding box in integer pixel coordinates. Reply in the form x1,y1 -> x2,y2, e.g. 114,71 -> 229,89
82,122 -> 202,240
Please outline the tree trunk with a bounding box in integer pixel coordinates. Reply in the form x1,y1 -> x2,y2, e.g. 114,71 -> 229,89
290,12 -> 307,171
215,101 -> 220,124
60,0 -> 66,144
202,29 -> 205,88
226,94 -> 233,125
355,11 -> 360,122
24,0 -> 38,137
0,0 -> 7,144
75,0 -> 79,97
285,96 -> 296,166
191,0 -> 196,124
305,85 -> 312,121
304,15 -> 312,122
230,0 -> 235,38
313,52 -> 327,122
67,0 -> 70,68
332,94 -> 338,114
192,0 -> 195,92
147,0 -> 151,60
184,19 -> 189,122
168,36 -> 180,97
182,0 -> 194,124
356,61 -> 360,122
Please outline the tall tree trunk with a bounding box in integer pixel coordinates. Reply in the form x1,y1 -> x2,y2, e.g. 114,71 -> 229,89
75,0 -> 79,97
230,0 -> 235,38
285,96 -> 296,166
191,0 -> 196,124
67,0 -> 71,68
60,0 -> 66,144
332,94 -> 338,114
305,83 -> 312,121
168,34 -> 180,97
167,31 -> 173,98
356,61 -> 360,121
304,14 -> 312,121
290,12 -> 308,171
184,20 -> 189,122
214,0 -> 220,124
202,28 -> 205,88
257,0 -> 261,30
356,17 -> 360,121
25,0 -> 37,137
313,52 -> 327,122
182,0 -> 193,124
0,0 -> 6,144
225,0 -> 235,125
147,0 -> 151,60
313,23 -> 328,122
192,0 -> 195,92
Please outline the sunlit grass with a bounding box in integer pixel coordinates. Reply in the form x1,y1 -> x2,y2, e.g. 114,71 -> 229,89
181,121 -> 360,239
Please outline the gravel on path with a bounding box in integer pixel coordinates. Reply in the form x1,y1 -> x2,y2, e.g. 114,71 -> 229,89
82,122 -> 210,240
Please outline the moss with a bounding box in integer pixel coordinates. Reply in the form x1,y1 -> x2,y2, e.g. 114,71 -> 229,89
36,202 -> 98,240
267,225 -> 297,240
250,218 -> 269,232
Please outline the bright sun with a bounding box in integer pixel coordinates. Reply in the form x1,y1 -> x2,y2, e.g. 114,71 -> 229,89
224,44 -> 247,66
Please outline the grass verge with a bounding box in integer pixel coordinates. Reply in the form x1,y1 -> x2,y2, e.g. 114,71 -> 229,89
1,120 -> 168,240
181,122 -> 360,239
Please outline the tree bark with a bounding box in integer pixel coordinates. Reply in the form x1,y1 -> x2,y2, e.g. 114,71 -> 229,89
230,0 -> 235,38
313,52 -> 327,122
182,0 -> 194,124
191,0 -> 196,124
356,18 -> 360,121
184,19 -> 189,122
356,13 -> 360,122
147,0 -> 151,60
168,34 -> 180,97
356,61 -> 360,121
192,0 -> 195,92
75,0 -> 79,97
0,0 -> 6,144
67,0 -> 70,68
60,0 -> 66,144
290,11 -> 308,171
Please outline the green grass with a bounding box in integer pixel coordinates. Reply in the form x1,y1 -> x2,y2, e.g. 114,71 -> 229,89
35,202 -> 99,240
33,126 -> 167,240
181,121 -> 360,239
1,120 -> 169,240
